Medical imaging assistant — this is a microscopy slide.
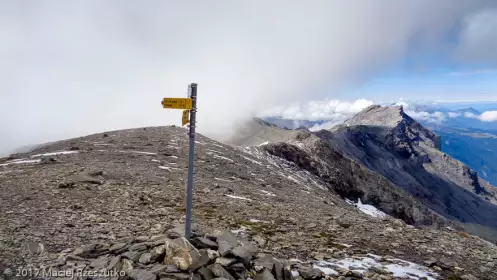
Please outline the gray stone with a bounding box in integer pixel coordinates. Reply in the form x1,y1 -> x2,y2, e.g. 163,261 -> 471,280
109,242 -> 128,254
283,266 -> 294,280
227,263 -> 247,279
299,267 -> 322,280
207,249 -> 220,260
192,237 -> 218,249
198,266 -> 215,280
107,255 -> 121,270
152,238 -> 172,247
135,236 -> 150,242
129,269 -> 156,280
231,244 -> 256,264
255,268 -> 276,280
150,245 -> 166,262
90,255 -> 109,269
150,264 -> 180,275
273,258 -> 285,280
215,257 -> 237,267
254,255 -> 276,270
217,232 -> 238,257
190,248 -> 211,272
66,255 -> 86,261
227,262 -> 245,272
73,243 -> 110,258
210,264 -> 236,280
54,256 -> 66,266
139,252 -> 152,264
166,265 -> 181,273
130,242 -> 149,252
160,273 -> 191,280
150,234 -> 168,241
122,250 -> 142,262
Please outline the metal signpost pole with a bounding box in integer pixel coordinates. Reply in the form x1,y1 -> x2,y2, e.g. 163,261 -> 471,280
160,84 -> 196,241
185,83 -> 197,240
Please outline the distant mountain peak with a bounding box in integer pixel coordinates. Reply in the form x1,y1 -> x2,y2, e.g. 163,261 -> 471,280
334,105 -> 441,154
454,107 -> 481,115
340,105 -> 408,128
252,117 -> 278,127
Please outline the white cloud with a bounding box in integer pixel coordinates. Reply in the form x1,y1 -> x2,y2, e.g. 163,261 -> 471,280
479,111 -> 497,122
309,120 -> 345,131
448,112 -> 461,118
2,1 -> 497,155
405,110 -> 447,124
460,110 -> 497,122
266,99 -> 497,127
464,112 -> 478,119
260,99 -> 374,122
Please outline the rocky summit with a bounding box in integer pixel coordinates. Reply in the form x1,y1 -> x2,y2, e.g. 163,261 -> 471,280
0,114 -> 497,279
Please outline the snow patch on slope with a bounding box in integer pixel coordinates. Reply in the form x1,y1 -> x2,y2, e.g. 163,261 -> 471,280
345,198 -> 388,218
315,254 -> 437,279
226,194 -> 253,201
213,154 -> 234,162
119,150 -> 157,155
30,151 -> 79,158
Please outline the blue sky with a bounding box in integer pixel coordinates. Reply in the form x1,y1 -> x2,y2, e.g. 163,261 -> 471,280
341,18 -> 497,103
346,69 -> 497,102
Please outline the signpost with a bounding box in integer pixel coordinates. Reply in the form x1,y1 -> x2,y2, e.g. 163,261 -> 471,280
161,83 -> 197,240
182,110 -> 190,126
161,97 -> 193,110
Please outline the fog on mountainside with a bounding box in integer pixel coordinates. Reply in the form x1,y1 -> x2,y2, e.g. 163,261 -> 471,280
2,1 -> 497,156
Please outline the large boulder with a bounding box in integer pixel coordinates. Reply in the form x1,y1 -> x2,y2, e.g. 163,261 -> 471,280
164,237 -> 199,271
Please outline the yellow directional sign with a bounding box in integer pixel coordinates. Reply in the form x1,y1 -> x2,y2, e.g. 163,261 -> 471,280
162,98 -> 192,109
182,110 -> 190,126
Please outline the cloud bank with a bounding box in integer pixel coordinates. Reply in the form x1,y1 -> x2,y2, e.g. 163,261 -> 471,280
2,1 -> 497,155
260,99 -> 374,121
463,110 -> 497,122
262,98 -> 497,129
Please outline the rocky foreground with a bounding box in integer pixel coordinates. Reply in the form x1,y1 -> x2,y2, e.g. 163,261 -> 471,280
1,126 -> 497,279
4,223 -> 448,280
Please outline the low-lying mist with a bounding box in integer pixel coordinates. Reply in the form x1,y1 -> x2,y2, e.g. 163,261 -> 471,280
1,1 -> 497,155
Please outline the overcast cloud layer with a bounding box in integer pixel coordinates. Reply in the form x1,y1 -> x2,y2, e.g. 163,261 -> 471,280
260,98 -> 497,131
2,1 -> 497,155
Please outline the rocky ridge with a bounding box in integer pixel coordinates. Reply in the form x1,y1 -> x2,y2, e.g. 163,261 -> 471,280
324,105 -> 497,237
0,126 -> 497,279
332,105 -> 496,203
247,105 -> 497,239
